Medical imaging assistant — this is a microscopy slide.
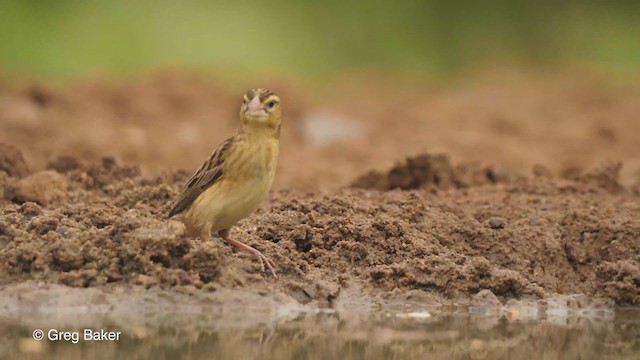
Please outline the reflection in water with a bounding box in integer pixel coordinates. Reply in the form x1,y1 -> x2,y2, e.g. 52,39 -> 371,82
2,308 -> 639,359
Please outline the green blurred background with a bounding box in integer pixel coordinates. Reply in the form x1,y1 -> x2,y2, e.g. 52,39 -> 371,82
1,0 -> 639,79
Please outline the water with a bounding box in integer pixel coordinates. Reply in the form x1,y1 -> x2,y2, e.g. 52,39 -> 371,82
2,305 -> 639,359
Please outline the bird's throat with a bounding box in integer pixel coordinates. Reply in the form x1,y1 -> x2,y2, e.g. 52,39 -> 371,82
241,122 -> 280,140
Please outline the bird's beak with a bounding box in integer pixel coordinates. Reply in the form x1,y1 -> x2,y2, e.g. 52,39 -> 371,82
246,95 -> 267,118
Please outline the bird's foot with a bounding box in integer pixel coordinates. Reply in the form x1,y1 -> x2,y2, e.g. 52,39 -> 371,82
247,249 -> 277,278
223,236 -> 277,279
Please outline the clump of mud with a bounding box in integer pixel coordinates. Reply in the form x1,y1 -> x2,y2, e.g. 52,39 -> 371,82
351,153 -> 514,191
0,143 -> 29,178
1,144 -> 639,305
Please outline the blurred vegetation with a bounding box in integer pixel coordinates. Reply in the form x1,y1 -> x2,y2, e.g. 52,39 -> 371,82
0,0 -> 639,78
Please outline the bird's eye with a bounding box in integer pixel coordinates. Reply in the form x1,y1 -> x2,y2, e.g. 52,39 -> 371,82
267,100 -> 277,109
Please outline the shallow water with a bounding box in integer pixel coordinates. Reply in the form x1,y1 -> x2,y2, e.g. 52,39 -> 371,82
2,305 -> 639,360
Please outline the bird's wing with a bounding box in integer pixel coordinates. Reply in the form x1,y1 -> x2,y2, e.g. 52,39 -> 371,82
168,137 -> 234,218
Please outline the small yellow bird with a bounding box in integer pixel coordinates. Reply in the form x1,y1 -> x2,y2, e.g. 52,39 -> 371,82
169,88 -> 281,277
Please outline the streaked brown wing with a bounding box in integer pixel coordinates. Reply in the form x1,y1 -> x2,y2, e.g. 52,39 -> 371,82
168,137 -> 234,217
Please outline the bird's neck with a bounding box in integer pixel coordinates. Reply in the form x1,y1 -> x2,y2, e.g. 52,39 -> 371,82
239,123 -> 280,141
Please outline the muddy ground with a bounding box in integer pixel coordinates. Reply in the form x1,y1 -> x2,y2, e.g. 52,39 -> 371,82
0,69 -> 639,309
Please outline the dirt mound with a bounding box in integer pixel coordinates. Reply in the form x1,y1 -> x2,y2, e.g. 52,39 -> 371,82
0,143 -> 29,178
260,179 -> 639,305
351,153 -> 514,191
573,161 -> 626,194
2,70 -> 640,192
1,144 -> 638,305
0,157 -> 221,288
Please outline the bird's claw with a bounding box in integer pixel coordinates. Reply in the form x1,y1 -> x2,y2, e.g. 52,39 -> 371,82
222,235 -> 278,279
238,249 -> 277,278
253,250 -> 278,279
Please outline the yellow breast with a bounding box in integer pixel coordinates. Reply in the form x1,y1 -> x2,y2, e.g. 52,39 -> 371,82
184,138 -> 279,233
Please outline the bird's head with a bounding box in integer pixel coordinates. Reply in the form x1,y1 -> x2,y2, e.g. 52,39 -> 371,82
240,88 -> 281,136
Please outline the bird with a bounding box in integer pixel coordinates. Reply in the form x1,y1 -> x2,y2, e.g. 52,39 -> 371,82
168,88 -> 281,277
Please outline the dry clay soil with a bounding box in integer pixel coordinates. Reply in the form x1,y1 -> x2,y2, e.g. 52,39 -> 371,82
0,70 -> 639,311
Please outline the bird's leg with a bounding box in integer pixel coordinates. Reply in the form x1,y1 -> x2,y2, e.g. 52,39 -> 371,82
219,228 -> 277,278
199,223 -> 213,242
